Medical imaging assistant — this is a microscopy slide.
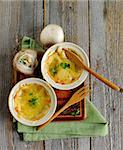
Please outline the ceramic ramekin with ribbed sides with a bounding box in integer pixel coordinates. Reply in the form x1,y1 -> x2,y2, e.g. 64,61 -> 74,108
41,42 -> 89,90
8,78 -> 57,126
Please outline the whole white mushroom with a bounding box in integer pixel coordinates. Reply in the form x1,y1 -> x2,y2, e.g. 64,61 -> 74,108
40,24 -> 64,47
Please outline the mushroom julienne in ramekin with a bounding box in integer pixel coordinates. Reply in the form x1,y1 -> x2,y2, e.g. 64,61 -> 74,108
41,42 -> 89,90
46,47 -> 83,84
8,78 -> 57,126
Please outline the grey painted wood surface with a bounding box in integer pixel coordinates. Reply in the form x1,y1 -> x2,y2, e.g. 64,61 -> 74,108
0,0 -> 123,150
89,1 -> 109,150
90,1 -> 123,150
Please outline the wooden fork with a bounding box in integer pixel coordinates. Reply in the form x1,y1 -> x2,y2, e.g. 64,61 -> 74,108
37,85 -> 90,130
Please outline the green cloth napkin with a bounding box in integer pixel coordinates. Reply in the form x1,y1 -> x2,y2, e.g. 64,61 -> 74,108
15,36 -> 108,141
21,36 -> 44,52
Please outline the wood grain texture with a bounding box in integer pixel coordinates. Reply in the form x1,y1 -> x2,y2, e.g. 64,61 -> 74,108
13,1 -> 44,149
0,0 -> 123,150
89,1 -> 110,150
44,0 -> 90,150
90,0 -> 123,150
118,2 -> 123,150
0,1 -> 44,150
0,1 -> 19,150
105,1 -> 123,150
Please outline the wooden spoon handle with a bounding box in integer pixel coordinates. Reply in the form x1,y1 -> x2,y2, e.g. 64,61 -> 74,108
64,49 -> 123,92
37,104 -> 68,130
82,63 -> 121,91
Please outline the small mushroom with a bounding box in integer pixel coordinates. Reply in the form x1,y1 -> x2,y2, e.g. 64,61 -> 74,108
13,49 -> 38,75
40,24 -> 64,47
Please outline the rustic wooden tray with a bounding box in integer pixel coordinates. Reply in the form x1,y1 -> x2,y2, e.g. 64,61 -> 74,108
12,51 -> 86,122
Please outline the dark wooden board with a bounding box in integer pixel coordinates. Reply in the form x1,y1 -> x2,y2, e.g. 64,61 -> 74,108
12,51 -> 86,122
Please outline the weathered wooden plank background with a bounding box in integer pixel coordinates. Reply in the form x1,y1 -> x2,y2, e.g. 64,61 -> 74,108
0,0 -> 123,150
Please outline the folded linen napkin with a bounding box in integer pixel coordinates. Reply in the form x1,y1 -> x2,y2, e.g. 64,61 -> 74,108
15,36 -> 108,141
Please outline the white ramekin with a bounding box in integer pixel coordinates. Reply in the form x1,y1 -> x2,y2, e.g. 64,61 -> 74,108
41,42 -> 89,90
8,78 -> 57,126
